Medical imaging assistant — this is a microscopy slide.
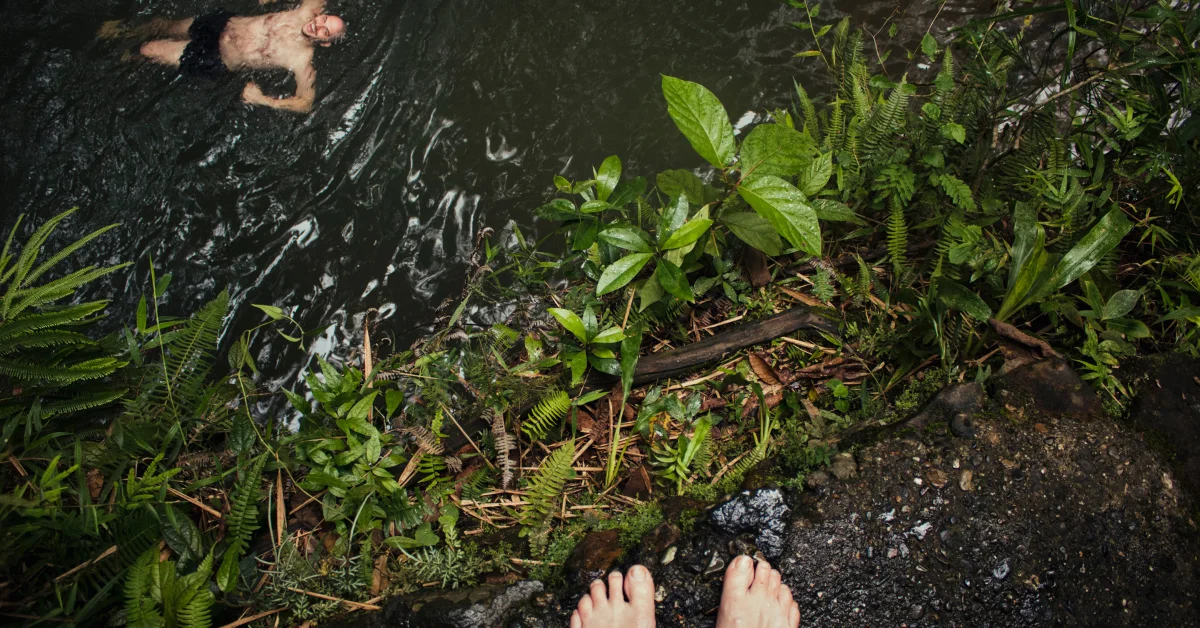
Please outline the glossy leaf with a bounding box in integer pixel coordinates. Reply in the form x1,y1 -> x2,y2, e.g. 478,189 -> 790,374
655,258 -> 694,302
253,304 -> 284,320
810,199 -> 866,225
662,75 -> 736,169
598,225 -> 653,253
592,326 -> 626,344
1040,208 -> 1133,299
722,212 -> 783,256
661,219 -> 713,250
1101,290 -> 1141,321
596,253 -> 655,296
638,275 -> 666,311
548,308 -> 588,343
595,155 -> 621,202
657,169 -> 718,205
737,175 -> 821,256
936,278 -> 993,321
659,194 -> 689,240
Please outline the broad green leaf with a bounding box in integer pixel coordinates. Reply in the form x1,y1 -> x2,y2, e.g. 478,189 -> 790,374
136,297 -> 147,334
574,390 -> 610,406
736,175 -> 822,256
941,122 -> 966,144
386,522 -> 439,549
548,308 -> 588,343
657,169 -> 718,205
1107,318 -> 1151,339
553,175 -> 571,192
1102,290 -> 1141,320
591,348 -> 616,359
595,155 -> 621,202
936,278 -> 993,320
253,304 -> 284,320
662,75 -> 736,169
217,553 -> 240,592
154,273 -> 173,298
346,392 -> 379,423
597,253 -> 655,296
655,258 -> 694,302
1157,306 -> 1200,323
810,199 -> 866,225
565,349 -> 587,386
998,243 -> 1053,321
582,306 -> 598,340
572,218 -> 599,251
639,275 -> 665,311
1008,202 -> 1039,293
920,33 -> 938,58
304,470 -> 349,490
738,124 -> 813,178
1040,208 -> 1133,299
798,152 -> 833,197
592,326 -> 626,344
580,200 -> 611,213
537,198 -> 578,221
598,226 -> 653,253
609,176 -> 647,207
722,212 -> 783,256
659,194 -> 689,240
620,325 -> 643,397
661,219 -> 713,250
386,389 -> 404,418
588,353 -> 621,376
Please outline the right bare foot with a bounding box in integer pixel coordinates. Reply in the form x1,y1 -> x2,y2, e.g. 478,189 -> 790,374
570,565 -> 656,628
715,555 -> 800,628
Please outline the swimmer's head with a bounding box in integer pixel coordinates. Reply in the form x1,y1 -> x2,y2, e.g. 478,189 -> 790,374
303,14 -> 346,46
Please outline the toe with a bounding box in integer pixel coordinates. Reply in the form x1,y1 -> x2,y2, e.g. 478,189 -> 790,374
577,594 -> 594,618
777,583 -> 794,607
789,601 -> 800,628
768,569 -> 782,595
723,555 -> 755,596
570,610 -> 582,628
608,570 -> 625,603
752,560 -> 772,592
625,565 -> 656,620
589,579 -> 609,608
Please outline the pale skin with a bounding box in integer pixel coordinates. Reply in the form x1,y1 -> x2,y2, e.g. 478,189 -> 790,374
573,557 -> 800,628
133,0 -> 345,113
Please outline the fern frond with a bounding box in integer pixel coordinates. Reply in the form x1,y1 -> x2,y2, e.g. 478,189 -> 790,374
862,78 -> 909,162
217,454 -> 265,591
161,291 -> 230,415
887,197 -> 909,279
488,324 -> 519,350
936,173 -> 976,212
728,448 -> 766,483
521,440 -> 576,527
522,389 -> 569,442
0,301 -> 108,342
124,549 -> 161,628
794,81 -> 820,142
491,411 -> 516,489
405,425 -> 445,455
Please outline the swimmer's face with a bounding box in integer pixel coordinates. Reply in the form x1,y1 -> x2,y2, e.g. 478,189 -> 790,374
303,14 -> 345,45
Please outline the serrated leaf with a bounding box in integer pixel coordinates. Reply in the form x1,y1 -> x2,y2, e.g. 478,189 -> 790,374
662,75 -> 736,169
739,124 -> 813,178
737,175 -> 822,256
798,151 -> 833,197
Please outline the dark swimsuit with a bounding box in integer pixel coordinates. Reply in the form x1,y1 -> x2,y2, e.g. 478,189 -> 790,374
180,10 -> 234,78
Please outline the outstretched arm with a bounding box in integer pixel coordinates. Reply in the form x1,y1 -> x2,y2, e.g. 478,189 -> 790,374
242,64 -> 316,113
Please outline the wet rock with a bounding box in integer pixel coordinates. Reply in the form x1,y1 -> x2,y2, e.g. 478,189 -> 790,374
829,453 -> 857,480
382,580 -> 544,628
927,468 -> 948,488
989,358 -> 1104,420
950,412 -> 975,438
959,469 -> 973,492
645,522 -> 680,554
565,529 -> 621,588
709,489 -> 789,559
906,381 -> 985,429
992,559 -> 1010,581
1127,353 -> 1200,498
703,553 -> 726,578
805,470 -> 830,488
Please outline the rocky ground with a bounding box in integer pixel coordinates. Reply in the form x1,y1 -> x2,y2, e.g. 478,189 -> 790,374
344,356 -> 1200,627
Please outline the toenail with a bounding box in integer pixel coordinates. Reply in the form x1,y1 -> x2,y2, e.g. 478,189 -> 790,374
630,566 -> 648,580
734,555 -> 752,569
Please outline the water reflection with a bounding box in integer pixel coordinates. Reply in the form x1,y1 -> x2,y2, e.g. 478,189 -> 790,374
0,0 -> 984,389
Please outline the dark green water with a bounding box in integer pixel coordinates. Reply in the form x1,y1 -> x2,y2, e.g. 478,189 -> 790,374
0,0 -> 982,379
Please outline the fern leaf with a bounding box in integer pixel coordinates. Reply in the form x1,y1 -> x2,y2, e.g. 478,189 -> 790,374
862,77 -> 910,162
887,197 -> 909,280
162,291 -> 230,415
216,454 -> 265,592
522,390 -> 569,442
521,440 -> 576,527
794,81 -> 820,142
124,549 -> 162,628
936,173 -> 976,212
0,301 -> 108,342
405,425 -> 445,455
491,411 -> 516,489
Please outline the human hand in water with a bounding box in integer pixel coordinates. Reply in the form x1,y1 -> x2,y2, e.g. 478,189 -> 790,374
242,82 -> 267,105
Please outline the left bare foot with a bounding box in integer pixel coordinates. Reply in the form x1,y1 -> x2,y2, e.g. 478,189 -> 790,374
570,565 -> 656,628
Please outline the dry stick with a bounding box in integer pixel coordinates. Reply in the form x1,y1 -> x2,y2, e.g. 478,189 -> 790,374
444,407 -> 495,470
363,323 -> 374,421
1023,61 -> 1139,118
288,490 -> 325,516
275,470 -> 285,547
285,588 -> 381,611
217,607 -> 287,628
168,487 -> 223,519
54,545 -> 117,583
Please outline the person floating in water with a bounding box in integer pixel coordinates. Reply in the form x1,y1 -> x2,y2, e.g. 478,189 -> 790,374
571,557 -> 800,628
101,0 -> 345,113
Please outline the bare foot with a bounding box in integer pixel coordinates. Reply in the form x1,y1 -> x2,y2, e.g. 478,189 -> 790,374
570,565 -> 656,628
715,555 -> 800,628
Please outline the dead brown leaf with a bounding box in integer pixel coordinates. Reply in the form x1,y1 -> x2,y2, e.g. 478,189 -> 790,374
749,353 -> 781,386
